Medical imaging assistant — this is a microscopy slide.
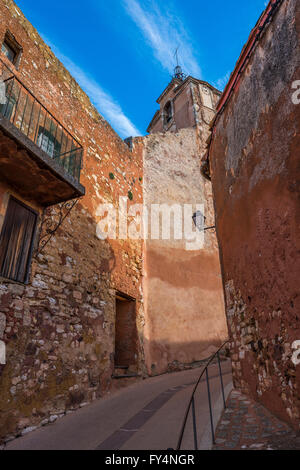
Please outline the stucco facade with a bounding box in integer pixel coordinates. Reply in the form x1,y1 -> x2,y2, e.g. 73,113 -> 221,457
209,0 -> 300,430
140,127 -> 227,375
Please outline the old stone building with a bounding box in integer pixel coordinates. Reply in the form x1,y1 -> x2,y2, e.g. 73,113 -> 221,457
206,0 -> 300,430
0,0 -> 227,442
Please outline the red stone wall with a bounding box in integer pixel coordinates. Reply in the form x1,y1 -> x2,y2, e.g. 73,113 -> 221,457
0,0 -> 144,442
210,0 -> 300,429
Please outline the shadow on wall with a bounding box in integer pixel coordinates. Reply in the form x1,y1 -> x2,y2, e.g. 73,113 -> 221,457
143,338 -> 230,376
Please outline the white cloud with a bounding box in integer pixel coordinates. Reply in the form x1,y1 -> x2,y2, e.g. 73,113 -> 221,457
213,71 -> 231,91
123,0 -> 201,78
43,38 -> 141,138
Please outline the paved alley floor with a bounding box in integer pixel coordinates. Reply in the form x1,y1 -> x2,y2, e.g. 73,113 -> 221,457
213,389 -> 300,451
4,361 -> 232,451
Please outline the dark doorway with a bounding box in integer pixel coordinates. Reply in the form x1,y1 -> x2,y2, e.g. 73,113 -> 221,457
114,292 -> 137,368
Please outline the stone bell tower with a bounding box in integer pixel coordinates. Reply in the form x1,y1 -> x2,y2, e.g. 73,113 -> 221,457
147,67 -> 221,135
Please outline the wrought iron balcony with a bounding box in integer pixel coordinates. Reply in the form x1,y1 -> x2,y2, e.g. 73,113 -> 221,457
0,57 -> 85,206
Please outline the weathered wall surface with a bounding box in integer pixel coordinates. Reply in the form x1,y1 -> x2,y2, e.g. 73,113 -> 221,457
0,0 -> 144,442
210,0 -> 300,429
141,128 -> 228,375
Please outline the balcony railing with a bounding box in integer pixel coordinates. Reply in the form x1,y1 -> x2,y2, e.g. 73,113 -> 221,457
0,58 -> 83,182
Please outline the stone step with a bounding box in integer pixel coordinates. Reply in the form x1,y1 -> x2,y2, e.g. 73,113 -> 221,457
112,372 -> 140,379
114,366 -> 129,376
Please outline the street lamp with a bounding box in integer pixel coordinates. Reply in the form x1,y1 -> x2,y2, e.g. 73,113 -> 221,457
192,211 -> 216,232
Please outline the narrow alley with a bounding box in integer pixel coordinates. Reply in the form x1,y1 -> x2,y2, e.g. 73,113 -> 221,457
0,0 -> 299,454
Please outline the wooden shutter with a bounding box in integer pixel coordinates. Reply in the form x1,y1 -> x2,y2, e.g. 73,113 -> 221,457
0,197 -> 37,283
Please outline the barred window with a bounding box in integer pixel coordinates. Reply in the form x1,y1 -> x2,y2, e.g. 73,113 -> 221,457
1,40 -> 16,63
0,197 -> 37,283
37,126 -> 62,159
1,31 -> 22,66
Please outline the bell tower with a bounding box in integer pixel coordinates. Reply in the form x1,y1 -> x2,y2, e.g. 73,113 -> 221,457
147,66 -> 221,134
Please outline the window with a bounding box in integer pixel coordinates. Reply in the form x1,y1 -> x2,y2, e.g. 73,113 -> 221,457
37,126 -> 61,159
0,80 -> 17,120
2,41 -> 16,63
164,101 -> 173,126
0,197 -> 37,283
1,32 -> 22,66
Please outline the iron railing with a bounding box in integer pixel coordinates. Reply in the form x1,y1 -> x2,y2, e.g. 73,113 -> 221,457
176,341 -> 230,450
0,58 -> 83,182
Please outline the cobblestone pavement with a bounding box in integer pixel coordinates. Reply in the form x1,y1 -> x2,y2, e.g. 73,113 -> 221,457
213,389 -> 300,450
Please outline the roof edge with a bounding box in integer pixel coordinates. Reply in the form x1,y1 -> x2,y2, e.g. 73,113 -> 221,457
217,0 -> 283,113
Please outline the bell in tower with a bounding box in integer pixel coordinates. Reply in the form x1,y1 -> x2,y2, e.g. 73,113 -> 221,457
173,64 -> 186,81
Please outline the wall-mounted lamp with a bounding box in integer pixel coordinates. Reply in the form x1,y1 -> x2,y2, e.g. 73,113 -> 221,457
192,211 -> 216,232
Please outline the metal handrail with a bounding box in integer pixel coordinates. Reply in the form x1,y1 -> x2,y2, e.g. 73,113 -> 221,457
176,340 -> 230,450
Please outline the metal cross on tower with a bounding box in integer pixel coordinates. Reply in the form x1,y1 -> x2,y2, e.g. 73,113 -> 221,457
173,47 -> 186,81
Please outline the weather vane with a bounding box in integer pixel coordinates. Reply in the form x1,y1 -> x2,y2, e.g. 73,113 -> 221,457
174,47 -> 180,67
173,46 -> 186,81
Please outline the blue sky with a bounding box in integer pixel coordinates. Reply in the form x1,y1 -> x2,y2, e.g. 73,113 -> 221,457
15,0 -> 268,138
